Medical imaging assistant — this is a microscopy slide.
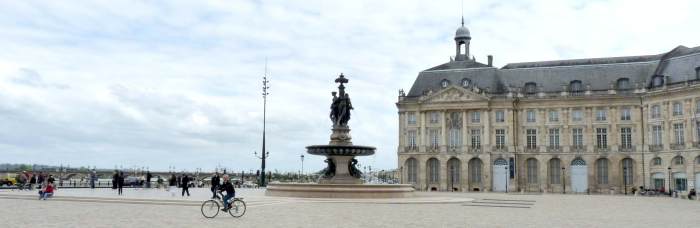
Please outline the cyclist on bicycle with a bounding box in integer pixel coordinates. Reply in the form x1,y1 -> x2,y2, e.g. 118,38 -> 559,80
218,175 -> 236,212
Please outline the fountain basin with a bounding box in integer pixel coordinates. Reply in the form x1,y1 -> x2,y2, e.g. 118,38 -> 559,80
306,145 -> 375,156
266,183 -> 415,198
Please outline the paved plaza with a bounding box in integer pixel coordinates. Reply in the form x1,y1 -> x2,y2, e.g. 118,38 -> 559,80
1,188 -> 699,228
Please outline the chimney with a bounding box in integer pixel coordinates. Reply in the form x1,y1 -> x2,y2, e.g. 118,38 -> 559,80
487,55 -> 493,67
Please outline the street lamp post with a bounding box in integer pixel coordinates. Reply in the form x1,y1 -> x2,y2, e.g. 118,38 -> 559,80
300,154 -> 305,183
254,151 -> 269,186
258,61 -> 271,187
667,167 -> 672,197
623,167 -> 628,195
562,167 -> 566,194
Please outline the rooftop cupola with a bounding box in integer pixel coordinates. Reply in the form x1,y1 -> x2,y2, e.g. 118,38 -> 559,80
454,17 -> 471,61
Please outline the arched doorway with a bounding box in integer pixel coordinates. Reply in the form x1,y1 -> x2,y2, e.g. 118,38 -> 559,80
447,158 -> 461,191
570,158 -> 588,193
526,158 -> 539,192
468,158 -> 483,191
651,172 -> 665,190
621,158 -> 634,193
492,158 -> 509,192
404,158 -> 417,186
427,158 -> 440,191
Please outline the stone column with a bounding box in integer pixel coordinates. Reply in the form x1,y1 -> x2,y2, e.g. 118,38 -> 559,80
420,111 -> 426,152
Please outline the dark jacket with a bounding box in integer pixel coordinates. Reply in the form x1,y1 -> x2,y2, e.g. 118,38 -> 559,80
211,175 -> 220,187
219,181 -> 235,195
181,176 -> 190,188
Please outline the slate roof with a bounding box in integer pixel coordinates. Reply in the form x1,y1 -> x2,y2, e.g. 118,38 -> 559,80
406,45 -> 700,97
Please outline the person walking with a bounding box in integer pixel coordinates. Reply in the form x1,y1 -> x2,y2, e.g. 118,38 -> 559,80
117,172 -> 125,195
90,170 -> 96,189
146,171 -> 152,188
112,170 -> 118,190
168,174 -> 177,197
29,173 -> 36,190
181,174 -> 190,197
210,173 -> 220,199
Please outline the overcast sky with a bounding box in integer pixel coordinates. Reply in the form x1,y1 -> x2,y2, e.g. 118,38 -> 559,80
1,0 -> 699,173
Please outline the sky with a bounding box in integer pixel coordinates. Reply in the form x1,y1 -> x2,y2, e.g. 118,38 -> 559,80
1,0 -> 699,173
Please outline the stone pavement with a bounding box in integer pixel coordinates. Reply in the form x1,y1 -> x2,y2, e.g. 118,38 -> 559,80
1,188 -> 698,227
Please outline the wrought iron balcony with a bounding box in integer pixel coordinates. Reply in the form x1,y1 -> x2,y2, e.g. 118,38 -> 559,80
570,145 -> 586,153
649,145 -> 663,152
670,143 -> 685,150
425,145 -> 440,153
524,146 -> 539,153
618,145 -> 635,153
595,146 -> 609,153
469,145 -> 482,154
492,145 -> 508,153
403,146 -> 418,153
547,146 -> 562,153
446,146 -> 463,154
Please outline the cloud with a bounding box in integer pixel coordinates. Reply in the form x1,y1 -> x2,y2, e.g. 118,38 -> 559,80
0,0 -> 699,172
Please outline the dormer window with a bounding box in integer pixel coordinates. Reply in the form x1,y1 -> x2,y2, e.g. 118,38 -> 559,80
652,75 -> 664,88
461,78 -> 471,87
441,79 -> 450,88
570,80 -> 583,95
524,82 -> 537,95
616,78 -> 630,90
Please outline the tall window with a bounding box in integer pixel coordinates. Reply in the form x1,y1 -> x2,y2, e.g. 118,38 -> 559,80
651,105 -> 661,119
620,107 -> 631,121
495,129 -> 506,149
572,109 -> 583,122
469,159 -> 482,184
449,128 -> 462,148
549,159 -> 561,184
471,111 -> 481,123
673,123 -> 685,145
652,125 -> 663,146
429,129 -> 439,149
570,80 -> 583,95
572,128 -> 584,147
427,158 -> 439,183
696,100 -> 700,114
471,129 -> 481,149
527,158 -> 538,184
673,102 -> 683,116
407,130 -> 417,148
448,159 -> 460,187
596,159 -> 609,185
596,128 -> 608,149
526,129 -> 537,149
407,112 -> 416,124
548,110 -> 559,122
596,109 -> 607,121
406,158 -> 417,183
429,112 -> 440,124
620,127 -> 632,149
495,110 -> 505,123
696,121 -> 700,142
527,110 -> 536,123
622,158 -> 633,185
549,128 -> 560,148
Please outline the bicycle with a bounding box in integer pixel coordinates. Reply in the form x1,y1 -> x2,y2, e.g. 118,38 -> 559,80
201,192 -> 246,218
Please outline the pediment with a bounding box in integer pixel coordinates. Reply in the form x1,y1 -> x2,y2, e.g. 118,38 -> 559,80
420,86 -> 489,103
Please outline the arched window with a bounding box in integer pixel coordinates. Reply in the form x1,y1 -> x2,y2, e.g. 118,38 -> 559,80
596,158 -> 609,185
427,158 -> 440,184
405,158 -> 418,184
673,156 -> 684,165
526,158 -> 538,184
524,82 -> 537,95
447,158 -> 461,189
441,79 -> 450,88
616,78 -> 631,90
469,158 -> 482,184
549,158 -> 561,184
461,78 -> 471,87
570,80 -> 583,95
652,75 -> 664,88
652,157 -> 662,166
622,158 -> 634,185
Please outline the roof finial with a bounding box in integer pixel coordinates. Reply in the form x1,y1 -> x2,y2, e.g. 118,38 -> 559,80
461,0 -> 464,26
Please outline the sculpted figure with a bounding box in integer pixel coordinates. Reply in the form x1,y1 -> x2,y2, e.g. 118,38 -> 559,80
348,158 -> 362,178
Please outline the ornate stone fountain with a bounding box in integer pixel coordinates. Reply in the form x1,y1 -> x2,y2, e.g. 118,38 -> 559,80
266,73 -> 414,198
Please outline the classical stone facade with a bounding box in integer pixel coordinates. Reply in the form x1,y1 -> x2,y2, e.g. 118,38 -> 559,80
396,22 -> 700,194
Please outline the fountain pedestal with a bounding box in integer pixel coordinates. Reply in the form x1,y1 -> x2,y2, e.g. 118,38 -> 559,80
319,156 -> 361,184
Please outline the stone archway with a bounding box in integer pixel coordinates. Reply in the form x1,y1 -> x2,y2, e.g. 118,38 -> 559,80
447,158 -> 461,191
468,158 -> 483,191
570,158 -> 588,193
492,158 -> 509,192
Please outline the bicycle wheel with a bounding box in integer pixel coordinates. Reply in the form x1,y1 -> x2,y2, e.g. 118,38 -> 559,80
228,199 -> 246,217
201,200 -> 220,218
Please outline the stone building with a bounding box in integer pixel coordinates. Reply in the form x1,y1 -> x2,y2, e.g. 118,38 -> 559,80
396,21 -> 700,193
